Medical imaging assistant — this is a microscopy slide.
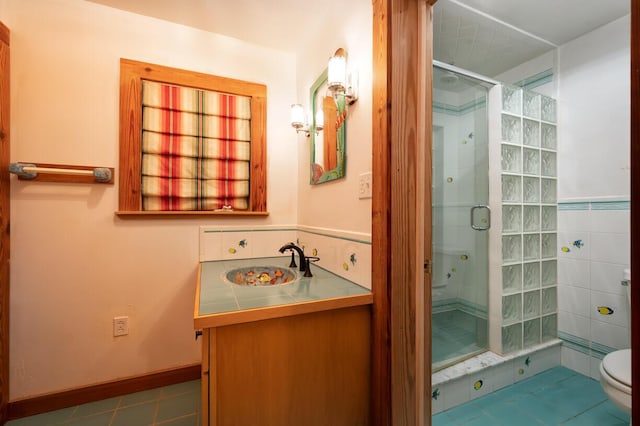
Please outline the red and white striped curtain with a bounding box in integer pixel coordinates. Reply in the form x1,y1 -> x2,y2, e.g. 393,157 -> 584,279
140,80 -> 251,211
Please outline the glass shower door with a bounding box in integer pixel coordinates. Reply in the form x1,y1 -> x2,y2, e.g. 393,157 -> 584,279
432,65 -> 491,371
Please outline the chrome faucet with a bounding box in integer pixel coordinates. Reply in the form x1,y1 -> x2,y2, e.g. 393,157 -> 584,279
279,242 -> 307,272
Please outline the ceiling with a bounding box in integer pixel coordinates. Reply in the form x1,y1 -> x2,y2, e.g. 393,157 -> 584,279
87,0 -> 630,76
434,0 -> 630,77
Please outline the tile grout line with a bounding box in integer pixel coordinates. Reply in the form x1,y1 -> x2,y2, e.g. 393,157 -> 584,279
107,395 -> 123,426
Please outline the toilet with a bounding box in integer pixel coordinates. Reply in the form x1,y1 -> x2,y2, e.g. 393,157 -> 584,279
599,268 -> 632,420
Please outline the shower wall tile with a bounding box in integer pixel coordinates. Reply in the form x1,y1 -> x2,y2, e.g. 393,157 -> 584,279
558,310 -> 590,341
589,210 -> 630,234
557,232 -> 590,260
557,203 -> 630,375
501,114 -> 521,144
590,261 -> 628,295
590,319 -> 629,351
558,285 -> 590,317
590,290 -> 628,328
589,232 -> 630,265
558,259 -> 590,288
561,346 -> 591,377
558,210 -> 590,232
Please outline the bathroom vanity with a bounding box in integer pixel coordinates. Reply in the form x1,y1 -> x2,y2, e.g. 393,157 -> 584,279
194,256 -> 373,426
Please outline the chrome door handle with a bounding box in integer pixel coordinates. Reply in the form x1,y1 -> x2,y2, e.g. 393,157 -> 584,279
470,205 -> 491,231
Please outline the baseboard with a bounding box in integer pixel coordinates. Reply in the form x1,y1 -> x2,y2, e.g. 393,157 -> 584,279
7,363 -> 201,420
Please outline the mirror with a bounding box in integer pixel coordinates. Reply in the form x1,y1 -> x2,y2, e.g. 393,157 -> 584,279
309,69 -> 346,184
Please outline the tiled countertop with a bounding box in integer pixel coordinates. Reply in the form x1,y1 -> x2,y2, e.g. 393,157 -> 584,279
194,256 -> 373,328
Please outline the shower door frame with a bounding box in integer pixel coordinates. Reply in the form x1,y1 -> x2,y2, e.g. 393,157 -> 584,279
431,61 -> 496,369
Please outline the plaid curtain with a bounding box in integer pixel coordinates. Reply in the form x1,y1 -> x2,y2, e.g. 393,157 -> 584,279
140,80 -> 251,211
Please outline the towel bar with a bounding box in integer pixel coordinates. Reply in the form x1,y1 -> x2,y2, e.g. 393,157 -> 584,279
9,162 -> 114,184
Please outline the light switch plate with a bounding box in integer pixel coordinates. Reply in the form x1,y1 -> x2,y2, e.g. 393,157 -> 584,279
358,172 -> 372,199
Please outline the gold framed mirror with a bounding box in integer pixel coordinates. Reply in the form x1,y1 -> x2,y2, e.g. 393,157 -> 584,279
310,69 -> 346,184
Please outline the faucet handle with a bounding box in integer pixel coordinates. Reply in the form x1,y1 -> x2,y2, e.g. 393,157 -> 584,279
288,251 -> 297,268
303,257 -> 320,278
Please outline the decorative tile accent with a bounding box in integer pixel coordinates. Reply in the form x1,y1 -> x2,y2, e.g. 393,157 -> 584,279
199,226 -> 372,288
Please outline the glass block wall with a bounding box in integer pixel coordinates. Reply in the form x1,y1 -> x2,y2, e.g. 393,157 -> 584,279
499,86 -> 558,354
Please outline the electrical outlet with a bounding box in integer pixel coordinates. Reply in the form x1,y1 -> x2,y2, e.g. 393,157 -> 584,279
113,316 -> 129,337
358,172 -> 372,199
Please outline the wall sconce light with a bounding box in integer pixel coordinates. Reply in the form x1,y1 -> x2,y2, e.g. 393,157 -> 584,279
290,103 -> 324,137
327,48 -> 358,105
290,47 -> 357,137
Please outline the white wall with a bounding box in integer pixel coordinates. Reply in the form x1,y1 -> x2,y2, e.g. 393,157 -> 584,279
557,16 -> 630,201
295,1 -> 373,235
555,15 -> 631,378
2,0 -> 299,399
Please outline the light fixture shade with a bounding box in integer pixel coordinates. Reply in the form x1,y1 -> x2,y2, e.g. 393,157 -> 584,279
315,108 -> 324,132
328,55 -> 346,91
290,104 -> 305,129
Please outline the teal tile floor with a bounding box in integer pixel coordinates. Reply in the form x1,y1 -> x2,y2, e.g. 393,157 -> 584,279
6,367 -> 631,425
432,309 -> 487,367
433,366 -> 631,425
7,380 -> 200,426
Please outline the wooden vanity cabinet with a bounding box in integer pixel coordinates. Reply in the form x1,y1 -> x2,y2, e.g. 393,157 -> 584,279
200,305 -> 371,426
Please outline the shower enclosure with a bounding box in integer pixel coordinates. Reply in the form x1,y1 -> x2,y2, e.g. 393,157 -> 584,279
432,63 -> 495,370
431,62 -> 559,371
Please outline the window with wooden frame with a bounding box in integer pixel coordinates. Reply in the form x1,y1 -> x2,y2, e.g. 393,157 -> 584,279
117,59 -> 267,217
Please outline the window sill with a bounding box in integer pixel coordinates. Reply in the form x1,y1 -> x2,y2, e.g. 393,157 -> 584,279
115,211 -> 270,219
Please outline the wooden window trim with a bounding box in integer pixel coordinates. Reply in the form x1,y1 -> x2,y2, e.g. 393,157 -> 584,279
116,58 -> 268,217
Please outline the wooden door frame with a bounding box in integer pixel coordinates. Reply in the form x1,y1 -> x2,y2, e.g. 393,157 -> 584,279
0,20 -> 9,425
374,0 -> 638,425
372,0 -> 433,424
